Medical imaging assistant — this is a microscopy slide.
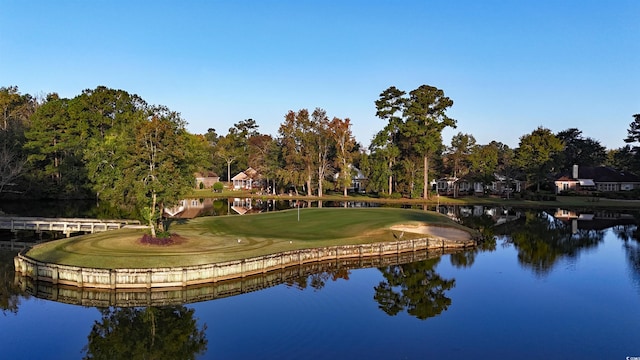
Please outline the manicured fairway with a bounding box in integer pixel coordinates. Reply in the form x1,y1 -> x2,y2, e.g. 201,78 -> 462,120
25,208 -> 473,268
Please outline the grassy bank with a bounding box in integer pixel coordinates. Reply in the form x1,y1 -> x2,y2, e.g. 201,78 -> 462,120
192,189 -> 640,209
26,208 -> 473,269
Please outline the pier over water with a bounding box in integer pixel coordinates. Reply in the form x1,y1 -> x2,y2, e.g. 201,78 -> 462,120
0,217 -> 142,237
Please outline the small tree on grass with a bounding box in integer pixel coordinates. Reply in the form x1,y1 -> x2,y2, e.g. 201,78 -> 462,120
127,108 -> 199,237
88,105 -> 205,238
213,181 -> 224,193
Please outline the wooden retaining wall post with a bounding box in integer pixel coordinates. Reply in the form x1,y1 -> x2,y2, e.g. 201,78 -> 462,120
110,270 -> 116,290
51,267 -> 58,284
78,269 -> 83,288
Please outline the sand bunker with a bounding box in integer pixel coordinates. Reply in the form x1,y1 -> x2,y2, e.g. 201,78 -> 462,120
389,225 -> 472,242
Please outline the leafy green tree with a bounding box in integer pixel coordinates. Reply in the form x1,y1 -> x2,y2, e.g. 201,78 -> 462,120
81,88 -> 147,202
202,128 -> 221,174
127,108 -> 197,236
0,86 -> 36,147
214,135 -> 240,184
624,114 -> 640,146
69,86 -> 147,141
402,85 -> 456,199
515,127 -> 563,192
185,133 -> 213,183
0,145 -> 25,194
397,156 -> 421,197
446,132 -> 475,178
370,85 -> 456,198
468,143 -> 499,191
311,108 -> 334,197
278,109 -> 315,195
623,114 -> 640,174
215,119 -> 260,183
24,93 -> 90,196
330,116 -> 355,196
83,306 -> 207,360
0,86 -> 23,132
248,134 -> 280,194
445,132 -> 475,197
493,141 -> 518,198
556,128 -> 606,169
361,150 -> 392,194
87,104 -> 199,237
204,128 -> 220,149
226,118 -> 259,175
373,86 -> 405,195
0,87 -> 35,194
606,145 -> 639,173
230,118 -> 259,139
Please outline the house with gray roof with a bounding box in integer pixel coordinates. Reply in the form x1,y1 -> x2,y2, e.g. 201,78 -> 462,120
554,165 -> 640,194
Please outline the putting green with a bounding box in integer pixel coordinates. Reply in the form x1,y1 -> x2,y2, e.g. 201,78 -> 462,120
25,208 -> 474,269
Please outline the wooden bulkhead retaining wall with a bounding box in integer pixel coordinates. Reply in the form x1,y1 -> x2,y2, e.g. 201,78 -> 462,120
14,236 -> 475,290
17,249 -> 445,308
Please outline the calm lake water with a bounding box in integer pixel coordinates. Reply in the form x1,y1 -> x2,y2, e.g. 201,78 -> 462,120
1,204 -> 639,359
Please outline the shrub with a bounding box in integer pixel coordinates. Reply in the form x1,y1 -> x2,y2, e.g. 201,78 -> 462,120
390,192 -> 403,199
213,182 -> 224,192
140,233 -> 174,246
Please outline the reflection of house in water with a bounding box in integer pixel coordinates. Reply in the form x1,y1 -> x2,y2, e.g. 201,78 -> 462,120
231,198 -> 265,215
554,208 -> 637,233
437,205 -> 522,225
164,199 -> 214,219
436,175 -> 521,196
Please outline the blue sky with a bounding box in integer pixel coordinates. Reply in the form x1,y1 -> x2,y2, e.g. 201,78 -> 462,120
1,1 -> 638,150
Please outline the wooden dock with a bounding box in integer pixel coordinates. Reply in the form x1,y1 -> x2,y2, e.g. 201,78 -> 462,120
0,217 -> 142,237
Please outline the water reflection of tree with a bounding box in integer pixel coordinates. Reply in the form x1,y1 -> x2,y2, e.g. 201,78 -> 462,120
613,224 -> 640,292
373,258 -> 455,320
83,306 -> 207,360
612,224 -> 640,242
623,239 -> 640,284
285,268 -> 350,290
0,250 -> 26,315
450,214 -> 498,268
498,211 -> 604,276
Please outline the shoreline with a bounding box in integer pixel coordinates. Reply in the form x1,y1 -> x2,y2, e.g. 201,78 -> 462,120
15,230 -> 476,289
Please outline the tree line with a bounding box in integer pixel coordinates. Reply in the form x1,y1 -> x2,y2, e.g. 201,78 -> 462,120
1,85 -> 638,221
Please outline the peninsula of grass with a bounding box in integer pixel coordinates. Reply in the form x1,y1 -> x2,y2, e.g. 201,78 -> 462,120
25,208 -> 474,269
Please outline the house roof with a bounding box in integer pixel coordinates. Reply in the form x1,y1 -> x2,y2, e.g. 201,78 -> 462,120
195,171 -> 219,178
231,167 -> 261,181
231,172 -> 250,181
556,166 -> 640,183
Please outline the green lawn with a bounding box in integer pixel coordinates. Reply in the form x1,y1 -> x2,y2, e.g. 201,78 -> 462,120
26,208 -> 472,269
179,207 -> 460,240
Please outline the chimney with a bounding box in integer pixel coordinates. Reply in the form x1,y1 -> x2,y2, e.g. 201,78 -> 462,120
572,164 -> 579,179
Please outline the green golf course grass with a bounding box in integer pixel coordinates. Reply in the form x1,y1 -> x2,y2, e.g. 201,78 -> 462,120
25,207 -> 474,269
